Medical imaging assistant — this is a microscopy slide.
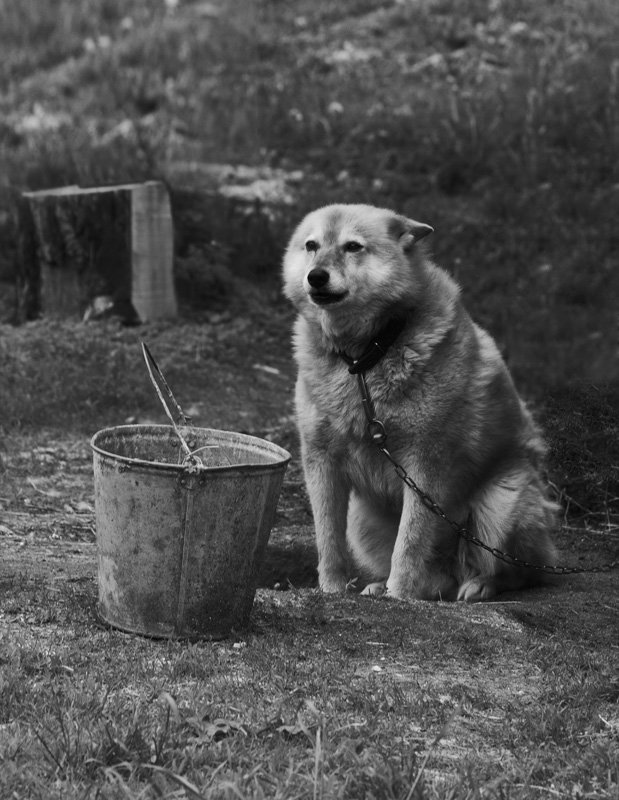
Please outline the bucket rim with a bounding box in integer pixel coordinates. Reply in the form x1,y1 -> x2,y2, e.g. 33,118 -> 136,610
90,424 -> 291,473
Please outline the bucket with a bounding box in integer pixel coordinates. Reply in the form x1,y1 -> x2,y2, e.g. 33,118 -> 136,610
91,425 -> 290,639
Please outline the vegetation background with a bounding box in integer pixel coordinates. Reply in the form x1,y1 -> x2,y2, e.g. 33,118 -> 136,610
1,0 -> 618,504
0,1 -> 617,798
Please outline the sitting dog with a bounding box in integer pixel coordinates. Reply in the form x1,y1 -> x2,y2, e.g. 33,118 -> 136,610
283,203 -> 557,602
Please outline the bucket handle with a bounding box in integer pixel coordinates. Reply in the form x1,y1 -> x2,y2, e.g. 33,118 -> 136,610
141,341 -> 203,469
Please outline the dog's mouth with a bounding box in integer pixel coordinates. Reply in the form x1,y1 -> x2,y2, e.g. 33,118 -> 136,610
309,290 -> 349,306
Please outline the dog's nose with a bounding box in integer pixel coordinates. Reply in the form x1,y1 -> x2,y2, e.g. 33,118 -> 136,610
307,268 -> 330,288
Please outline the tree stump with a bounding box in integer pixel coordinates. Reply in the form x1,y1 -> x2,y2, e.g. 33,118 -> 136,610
15,181 -> 177,324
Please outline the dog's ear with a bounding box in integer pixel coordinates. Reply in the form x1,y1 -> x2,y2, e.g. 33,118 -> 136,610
389,214 -> 434,251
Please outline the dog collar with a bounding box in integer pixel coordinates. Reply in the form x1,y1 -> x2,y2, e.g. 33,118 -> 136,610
339,316 -> 408,374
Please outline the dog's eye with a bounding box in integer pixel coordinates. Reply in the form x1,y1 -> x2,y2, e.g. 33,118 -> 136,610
305,240 -> 319,252
343,241 -> 364,253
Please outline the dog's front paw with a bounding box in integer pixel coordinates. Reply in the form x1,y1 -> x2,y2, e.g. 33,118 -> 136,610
361,581 -> 387,597
387,570 -> 458,601
457,576 -> 497,602
319,572 -> 348,593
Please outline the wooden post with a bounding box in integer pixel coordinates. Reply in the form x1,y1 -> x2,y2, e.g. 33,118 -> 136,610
15,181 -> 177,323
131,182 -> 177,323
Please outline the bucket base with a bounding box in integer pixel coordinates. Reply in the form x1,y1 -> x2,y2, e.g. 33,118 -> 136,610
96,604 -> 240,642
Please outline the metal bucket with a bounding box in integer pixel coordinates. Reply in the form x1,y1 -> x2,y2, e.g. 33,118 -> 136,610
91,425 -> 290,639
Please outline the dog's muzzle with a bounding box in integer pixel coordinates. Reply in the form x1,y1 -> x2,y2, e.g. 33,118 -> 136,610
307,268 -> 330,288
306,268 -> 348,305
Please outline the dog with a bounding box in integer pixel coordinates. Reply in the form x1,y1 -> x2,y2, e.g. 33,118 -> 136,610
283,203 -> 558,602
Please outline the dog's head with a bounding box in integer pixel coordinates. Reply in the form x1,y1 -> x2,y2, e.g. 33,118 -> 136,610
282,204 -> 433,317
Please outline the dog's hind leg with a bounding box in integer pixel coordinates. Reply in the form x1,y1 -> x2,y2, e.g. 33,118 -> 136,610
458,473 -> 558,601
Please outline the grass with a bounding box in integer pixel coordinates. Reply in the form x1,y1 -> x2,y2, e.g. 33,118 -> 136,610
0,0 -> 618,385
0,575 -> 617,799
0,1 -> 618,797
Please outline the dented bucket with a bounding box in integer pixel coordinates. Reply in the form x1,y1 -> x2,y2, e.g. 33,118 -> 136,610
91,425 -> 290,639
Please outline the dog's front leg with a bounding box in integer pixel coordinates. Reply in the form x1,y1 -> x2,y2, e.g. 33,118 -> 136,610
302,447 -> 350,592
387,487 -> 459,601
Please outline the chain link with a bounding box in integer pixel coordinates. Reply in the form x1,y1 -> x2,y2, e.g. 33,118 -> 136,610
353,372 -> 618,576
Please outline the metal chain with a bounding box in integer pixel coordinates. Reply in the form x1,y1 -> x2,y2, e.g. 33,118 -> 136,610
354,372 -> 618,576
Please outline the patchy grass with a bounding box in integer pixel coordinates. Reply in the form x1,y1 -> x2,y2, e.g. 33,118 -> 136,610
0,564 -> 617,799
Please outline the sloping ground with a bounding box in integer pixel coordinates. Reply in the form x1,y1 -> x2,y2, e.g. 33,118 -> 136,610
2,0 -> 619,388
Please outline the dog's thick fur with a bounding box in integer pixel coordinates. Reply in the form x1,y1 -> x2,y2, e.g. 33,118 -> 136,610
283,204 -> 558,602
